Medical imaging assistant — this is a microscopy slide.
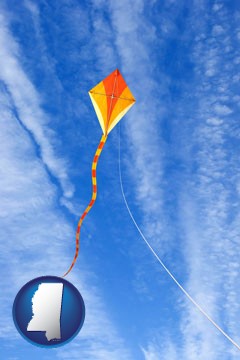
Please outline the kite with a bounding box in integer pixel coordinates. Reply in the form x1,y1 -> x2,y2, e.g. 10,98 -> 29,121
63,69 -> 136,277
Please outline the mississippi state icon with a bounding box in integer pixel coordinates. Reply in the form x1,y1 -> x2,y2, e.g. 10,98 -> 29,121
13,276 -> 85,347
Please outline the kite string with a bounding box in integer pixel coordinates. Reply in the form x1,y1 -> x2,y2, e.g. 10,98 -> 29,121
63,134 -> 107,277
118,125 -> 240,351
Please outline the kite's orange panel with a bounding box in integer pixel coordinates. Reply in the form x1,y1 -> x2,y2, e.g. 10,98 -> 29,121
89,69 -> 135,135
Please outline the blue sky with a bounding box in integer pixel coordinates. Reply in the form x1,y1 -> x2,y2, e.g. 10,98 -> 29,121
1,0 -> 240,359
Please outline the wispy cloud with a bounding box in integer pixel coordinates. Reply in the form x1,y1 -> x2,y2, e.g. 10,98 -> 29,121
0,9 -> 73,199
177,2 -> 240,358
141,337 -> 178,360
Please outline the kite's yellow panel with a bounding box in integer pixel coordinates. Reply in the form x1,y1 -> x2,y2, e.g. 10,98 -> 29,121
89,69 -> 135,135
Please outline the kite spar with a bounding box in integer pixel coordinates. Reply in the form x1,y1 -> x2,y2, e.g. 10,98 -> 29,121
63,69 -> 135,277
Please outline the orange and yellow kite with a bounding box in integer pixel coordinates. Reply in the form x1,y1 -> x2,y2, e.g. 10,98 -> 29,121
63,69 -> 135,276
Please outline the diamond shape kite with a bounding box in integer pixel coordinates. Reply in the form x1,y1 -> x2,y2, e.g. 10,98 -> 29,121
89,69 -> 136,135
63,69 -> 135,277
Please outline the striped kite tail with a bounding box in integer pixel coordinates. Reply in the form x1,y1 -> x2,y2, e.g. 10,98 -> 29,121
63,134 -> 108,277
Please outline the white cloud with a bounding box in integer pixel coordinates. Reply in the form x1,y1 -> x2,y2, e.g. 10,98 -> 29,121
0,11 -> 74,199
24,0 -> 39,16
212,4 -> 223,13
177,7 -> 240,354
206,117 -> 223,126
212,25 -> 224,36
214,103 -> 233,116
142,340 -> 178,360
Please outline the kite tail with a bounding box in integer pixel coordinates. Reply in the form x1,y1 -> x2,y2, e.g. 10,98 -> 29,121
63,134 -> 108,277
